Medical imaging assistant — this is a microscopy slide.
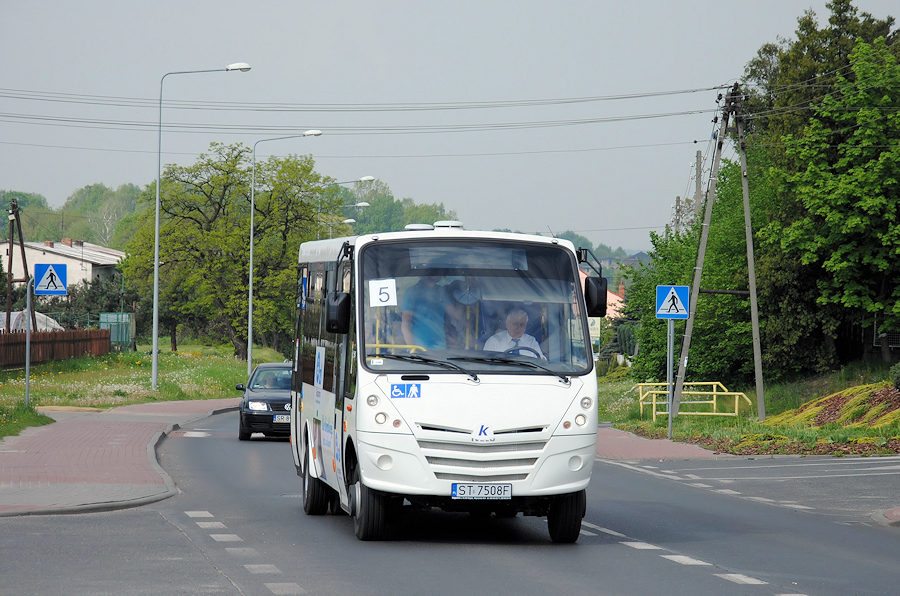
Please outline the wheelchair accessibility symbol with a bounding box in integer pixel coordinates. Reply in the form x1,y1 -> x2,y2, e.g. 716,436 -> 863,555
391,384 -> 421,399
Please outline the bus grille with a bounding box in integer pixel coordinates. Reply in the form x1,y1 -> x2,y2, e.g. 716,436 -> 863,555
417,440 -> 546,454
417,440 -> 546,482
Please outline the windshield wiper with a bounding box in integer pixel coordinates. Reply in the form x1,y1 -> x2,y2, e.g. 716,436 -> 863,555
376,354 -> 479,382
449,355 -> 570,384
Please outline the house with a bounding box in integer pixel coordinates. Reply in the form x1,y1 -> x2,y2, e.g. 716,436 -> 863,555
1,238 -> 125,287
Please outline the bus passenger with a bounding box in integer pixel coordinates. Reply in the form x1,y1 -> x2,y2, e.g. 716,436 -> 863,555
400,276 -> 461,350
483,308 -> 546,359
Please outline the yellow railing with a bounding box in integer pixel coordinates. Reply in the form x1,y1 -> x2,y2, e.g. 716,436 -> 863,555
633,382 -> 752,421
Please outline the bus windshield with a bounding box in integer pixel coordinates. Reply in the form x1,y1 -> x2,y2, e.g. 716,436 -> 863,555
360,238 -> 591,376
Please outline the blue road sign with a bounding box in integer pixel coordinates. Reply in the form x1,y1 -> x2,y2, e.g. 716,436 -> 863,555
34,264 -> 67,295
656,285 -> 689,319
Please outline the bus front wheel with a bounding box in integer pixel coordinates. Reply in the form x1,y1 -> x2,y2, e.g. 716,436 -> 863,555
351,469 -> 387,541
547,490 -> 586,543
302,442 -> 329,515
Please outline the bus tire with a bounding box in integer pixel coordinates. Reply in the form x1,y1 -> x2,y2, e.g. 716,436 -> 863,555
352,471 -> 387,541
547,490 -> 586,544
302,443 -> 329,515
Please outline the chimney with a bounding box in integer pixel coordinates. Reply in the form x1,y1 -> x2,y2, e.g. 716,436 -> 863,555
61,238 -> 73,247
44,241 -> 54,248
618,280 -> 625,297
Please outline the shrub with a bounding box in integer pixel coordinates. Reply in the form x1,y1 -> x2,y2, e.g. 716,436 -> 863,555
891,362 -> 900,390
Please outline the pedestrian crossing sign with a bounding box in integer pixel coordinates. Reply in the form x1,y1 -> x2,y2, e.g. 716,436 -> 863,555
34,264 -> 67,295
656,285 -> 689,319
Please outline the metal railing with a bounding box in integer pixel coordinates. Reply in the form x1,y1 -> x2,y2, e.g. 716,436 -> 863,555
633,382 -> 752,421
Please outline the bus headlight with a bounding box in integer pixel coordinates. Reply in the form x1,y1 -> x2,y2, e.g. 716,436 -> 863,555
375,412 -> 388,424
367,395 -> 379,407
575,414 -> 587,426
581,397 -> 593,410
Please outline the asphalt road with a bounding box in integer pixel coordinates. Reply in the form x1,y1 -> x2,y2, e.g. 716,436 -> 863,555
0,411 -> 897,595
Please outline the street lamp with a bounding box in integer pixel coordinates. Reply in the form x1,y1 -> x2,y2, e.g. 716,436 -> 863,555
247,130 -> 323,375
316,176 -> 374,239
322,218 -> 357,238
152,62 -> 251,389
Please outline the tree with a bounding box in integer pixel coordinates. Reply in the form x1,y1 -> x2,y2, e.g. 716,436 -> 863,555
772,38 -> 900,362
123,142 -> 325,358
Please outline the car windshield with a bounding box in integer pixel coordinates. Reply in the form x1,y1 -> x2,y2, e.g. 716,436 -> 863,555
360,238 -> 591,376
250,368 -> 292,390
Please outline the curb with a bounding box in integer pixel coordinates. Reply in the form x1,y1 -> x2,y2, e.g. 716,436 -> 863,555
870,507 -> 900,527
0,404 -> 239,518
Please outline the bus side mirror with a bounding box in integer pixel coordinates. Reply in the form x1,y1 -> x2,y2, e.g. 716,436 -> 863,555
584,277 -> 608,318
326,292 -> 351,334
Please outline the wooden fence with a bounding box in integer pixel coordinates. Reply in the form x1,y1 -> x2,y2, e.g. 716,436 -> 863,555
0,329 -> 111,368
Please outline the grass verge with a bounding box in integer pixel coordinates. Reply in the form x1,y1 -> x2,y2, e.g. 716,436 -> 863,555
597,360 -> 900,456
0,343 -> 285,440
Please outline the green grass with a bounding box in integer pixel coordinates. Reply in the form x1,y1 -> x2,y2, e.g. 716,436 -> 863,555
0,401 -> 55,440
596,359 -> 900,455
0,343 -> 286,440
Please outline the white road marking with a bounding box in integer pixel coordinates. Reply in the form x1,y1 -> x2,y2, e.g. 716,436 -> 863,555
210,534 -> 242,542
685,474 -> 702,479
185,510 -> 214,517
744,497 -> 775,502
579,529 -> 597,536
582,521 -> 626,537
621,541 -> 662,550
603,461 -> 685,480
715,573 -> 767,585
687,483 -> 713,488
183,431 -> 211,438
714,489 -> 742,495
661,554 -> 711,565
781,503 -> 815,510
196,521 -> 226,529
245,564 -> 281,574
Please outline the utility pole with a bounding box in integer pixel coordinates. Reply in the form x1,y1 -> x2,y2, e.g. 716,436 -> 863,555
694,150 -> 703,220
673,83 -> 765,420
673,196 -> 682,234
5,198 -> 37,332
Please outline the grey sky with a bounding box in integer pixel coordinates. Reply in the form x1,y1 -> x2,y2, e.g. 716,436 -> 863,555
1,1 -> 895,251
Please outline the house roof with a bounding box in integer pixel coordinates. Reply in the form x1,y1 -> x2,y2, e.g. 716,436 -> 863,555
0,240 -> 124,266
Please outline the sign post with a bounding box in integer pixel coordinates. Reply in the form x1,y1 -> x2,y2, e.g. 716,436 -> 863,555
656,285 -> 689,439
26,265 -> 68,406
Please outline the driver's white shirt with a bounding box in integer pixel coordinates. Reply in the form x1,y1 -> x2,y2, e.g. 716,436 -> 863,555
483,331 -> 545,359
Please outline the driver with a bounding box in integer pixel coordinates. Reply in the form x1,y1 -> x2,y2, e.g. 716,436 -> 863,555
483,308 -> 545,359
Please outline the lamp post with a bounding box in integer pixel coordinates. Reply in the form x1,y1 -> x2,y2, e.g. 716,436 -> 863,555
247,130 -> 323,375
323,218 -> 357,238
316,176 -> 374,239
152,62 -> 251,389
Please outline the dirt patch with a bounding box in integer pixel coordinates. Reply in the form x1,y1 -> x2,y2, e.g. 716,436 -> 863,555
812,393 -> 852,426
869,386 -> 900,412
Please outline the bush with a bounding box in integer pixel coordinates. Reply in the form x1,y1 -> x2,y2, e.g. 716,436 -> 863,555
892,362 -> 900,390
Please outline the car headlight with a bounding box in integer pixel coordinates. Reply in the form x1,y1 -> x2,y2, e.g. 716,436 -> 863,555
248,401 -> 268,411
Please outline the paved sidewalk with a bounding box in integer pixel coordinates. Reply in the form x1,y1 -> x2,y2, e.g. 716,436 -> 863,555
0,398 -> 240,517
595,425 -> 728,460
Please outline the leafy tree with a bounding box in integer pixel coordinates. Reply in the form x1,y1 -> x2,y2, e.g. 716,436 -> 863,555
770,38 -> 900,362
123,142 -> 324,358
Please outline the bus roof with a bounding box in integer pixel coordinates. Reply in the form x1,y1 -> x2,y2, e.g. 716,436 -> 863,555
297,229 -> 576,264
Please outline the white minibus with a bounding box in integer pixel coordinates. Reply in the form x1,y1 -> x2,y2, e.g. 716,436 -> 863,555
290,224 -> 607,542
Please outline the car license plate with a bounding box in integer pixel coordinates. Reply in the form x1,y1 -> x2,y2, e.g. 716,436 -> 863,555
273,414 -> 291,423
451,483 -> 512,500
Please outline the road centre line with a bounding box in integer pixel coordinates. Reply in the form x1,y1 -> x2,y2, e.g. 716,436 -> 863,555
661,554 -> 711,565
714,573 -> 767,585
581,521 -> 627,537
